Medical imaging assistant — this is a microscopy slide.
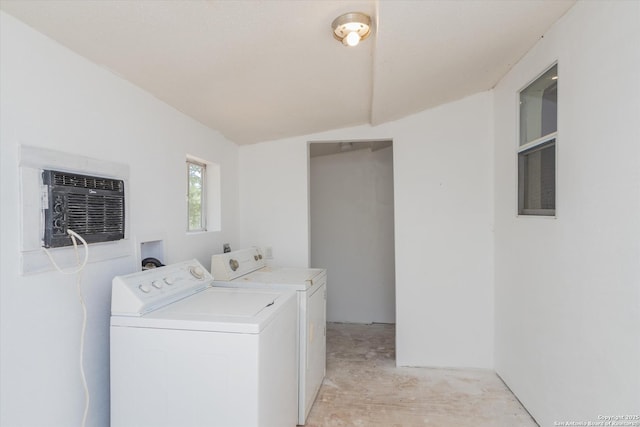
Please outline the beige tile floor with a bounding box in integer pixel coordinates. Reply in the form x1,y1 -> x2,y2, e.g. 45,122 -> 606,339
304,322 -> 538,427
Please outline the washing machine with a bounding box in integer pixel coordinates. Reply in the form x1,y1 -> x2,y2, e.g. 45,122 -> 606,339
110,259 -> 298,427
211,248 -> 326,425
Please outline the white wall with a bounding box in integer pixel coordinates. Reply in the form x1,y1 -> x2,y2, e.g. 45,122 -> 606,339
310,146 -> 395,324
392,93 -> 494,368
0,12 -> 239,427
239,91 -> 494,368
238,138 -> 310,267
493,2 -> 640,426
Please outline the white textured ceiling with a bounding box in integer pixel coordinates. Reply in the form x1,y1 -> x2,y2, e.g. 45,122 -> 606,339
0,0 -> 575,145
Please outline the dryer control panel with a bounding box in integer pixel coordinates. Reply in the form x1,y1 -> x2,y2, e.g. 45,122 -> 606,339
211,247 -> 266,281
111,259 -> 211,316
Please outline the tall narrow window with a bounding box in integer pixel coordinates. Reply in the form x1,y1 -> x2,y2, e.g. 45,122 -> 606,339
187,160 -> 206,231
518,64 -> 557,216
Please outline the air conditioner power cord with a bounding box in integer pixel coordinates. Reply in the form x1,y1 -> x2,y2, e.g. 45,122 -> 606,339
43,229 -> 90,427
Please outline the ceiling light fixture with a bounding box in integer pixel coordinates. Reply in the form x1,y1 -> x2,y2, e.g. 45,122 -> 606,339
332,12 -> 371,47
340,142 -> 353,151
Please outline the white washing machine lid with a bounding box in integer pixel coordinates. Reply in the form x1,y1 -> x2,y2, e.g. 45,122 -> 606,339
217,267 -> 326,291
110,287 -> 294,334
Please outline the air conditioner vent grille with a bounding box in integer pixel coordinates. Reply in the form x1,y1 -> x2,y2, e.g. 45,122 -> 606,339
52,171 -> 124,192
43,170 -> 125,248
66,194 -> 125,234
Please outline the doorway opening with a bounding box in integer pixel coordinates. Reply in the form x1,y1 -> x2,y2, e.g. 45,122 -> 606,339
308,140 -> 395,325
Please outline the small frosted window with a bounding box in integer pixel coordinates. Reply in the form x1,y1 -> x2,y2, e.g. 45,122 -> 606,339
186,157 -> 221,233
187,160 -> 206,231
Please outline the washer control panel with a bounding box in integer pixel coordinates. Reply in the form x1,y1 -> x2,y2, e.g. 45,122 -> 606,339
111,259 -> 211,316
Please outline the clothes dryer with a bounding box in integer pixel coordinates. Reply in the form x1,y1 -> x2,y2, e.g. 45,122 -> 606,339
211,248 -> 326,425
110,259 -> 297,427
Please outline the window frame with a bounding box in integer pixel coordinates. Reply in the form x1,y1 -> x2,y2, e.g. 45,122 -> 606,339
517,63 -> 558,217
186,159 -> 207,232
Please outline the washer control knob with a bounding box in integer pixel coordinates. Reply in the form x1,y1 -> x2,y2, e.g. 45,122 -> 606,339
138,284 -> 151,293
164,277 -> 175,286
189,266 -> 205,279
229,259 -> 239,271
152,280 -> 163,289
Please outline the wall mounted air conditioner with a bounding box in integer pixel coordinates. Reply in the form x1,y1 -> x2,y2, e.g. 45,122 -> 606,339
42,169 -> 125,248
